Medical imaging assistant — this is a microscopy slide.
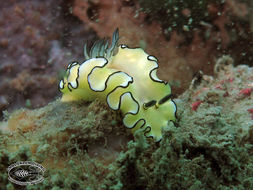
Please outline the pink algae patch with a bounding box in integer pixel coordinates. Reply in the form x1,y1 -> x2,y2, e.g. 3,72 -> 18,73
191,101 -> 202,111
247,108 -> 253,120
239,88 -> 252,96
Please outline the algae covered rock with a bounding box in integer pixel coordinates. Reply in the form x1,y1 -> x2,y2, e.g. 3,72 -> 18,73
0,57 -> 253,189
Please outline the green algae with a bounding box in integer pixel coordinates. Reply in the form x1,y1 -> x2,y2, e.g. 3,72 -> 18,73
0,58 -> 253,189
137,0 -> 224,36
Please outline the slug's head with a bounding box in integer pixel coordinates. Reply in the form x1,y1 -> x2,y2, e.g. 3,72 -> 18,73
143,94 -> 176,120
141,93 -> 177,140
123,89 -> 177,142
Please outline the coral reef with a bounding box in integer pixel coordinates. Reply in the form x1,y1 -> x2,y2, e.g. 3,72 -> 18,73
0,56 -> 252,189
0,0 -> 253,189
0,0 -> 94,118
0,99 -> 132,189
72,0 -> 253,95
138,0 -> 253,66
1,0 -> 252,119
72,0 -> 210,95
138,0 -> 211,34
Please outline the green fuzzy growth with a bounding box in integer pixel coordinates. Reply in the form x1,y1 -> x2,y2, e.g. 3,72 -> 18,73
138,0 -> 224,38
1,57 -> 253,189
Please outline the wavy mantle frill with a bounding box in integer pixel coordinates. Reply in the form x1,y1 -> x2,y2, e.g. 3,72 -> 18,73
59,30 -> 177,141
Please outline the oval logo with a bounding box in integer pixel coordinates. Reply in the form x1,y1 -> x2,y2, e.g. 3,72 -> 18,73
7,161 -> 45,186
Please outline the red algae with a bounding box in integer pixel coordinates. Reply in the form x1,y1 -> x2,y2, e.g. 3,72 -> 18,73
239,88 -> 253,97
0,55 -> 252,189
0,0 -> 253,189
191,100 -> 202,111
247,108 -> 253,120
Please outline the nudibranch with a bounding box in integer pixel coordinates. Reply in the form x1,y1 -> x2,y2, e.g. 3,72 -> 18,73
59,29 -> 177,141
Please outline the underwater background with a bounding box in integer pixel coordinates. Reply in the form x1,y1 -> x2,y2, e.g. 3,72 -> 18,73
0,0 -> 253,189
